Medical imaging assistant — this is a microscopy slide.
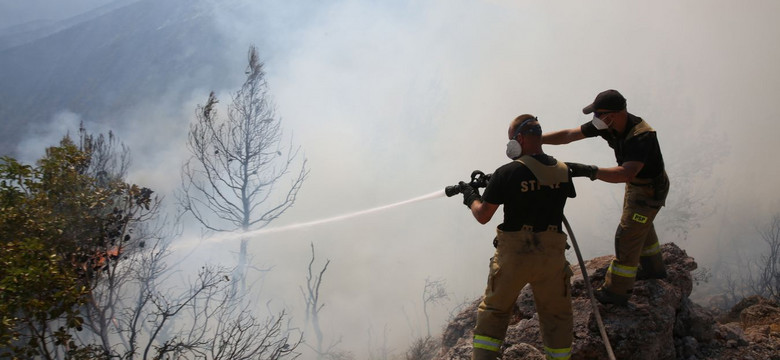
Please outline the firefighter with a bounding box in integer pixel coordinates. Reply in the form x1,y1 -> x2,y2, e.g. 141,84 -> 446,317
542,89 -> 670,306
458,115 -> 575,360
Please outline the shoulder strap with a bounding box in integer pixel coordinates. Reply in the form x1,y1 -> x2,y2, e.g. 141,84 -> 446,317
625,118 -> 655,141
515,155 -> 569,186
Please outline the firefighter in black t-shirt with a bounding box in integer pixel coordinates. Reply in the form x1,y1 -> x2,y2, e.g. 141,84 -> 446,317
542,89 -> 670,306
457,114 -> 575,360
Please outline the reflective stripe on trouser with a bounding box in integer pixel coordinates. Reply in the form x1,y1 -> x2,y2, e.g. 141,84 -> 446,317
604,182 -> 664,295
641,240 -> 660,256
473,335 -> 502,352
545,345 -> 572,360
639,236 -> 666,276
472,228 -> 573,360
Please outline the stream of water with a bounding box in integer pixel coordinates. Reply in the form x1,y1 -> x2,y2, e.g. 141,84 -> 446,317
175,189 -> 447,249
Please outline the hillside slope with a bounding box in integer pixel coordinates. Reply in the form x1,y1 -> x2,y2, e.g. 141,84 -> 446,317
0,0 -> 234,155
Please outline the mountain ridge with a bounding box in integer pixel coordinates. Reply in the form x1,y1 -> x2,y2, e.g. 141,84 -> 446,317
0,0 -> 239,156
0,0 -> 141,51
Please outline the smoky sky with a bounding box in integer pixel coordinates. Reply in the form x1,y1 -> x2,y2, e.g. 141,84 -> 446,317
208,0 -> 780,353
0,0 -> 117,28
5,0 -> 780,357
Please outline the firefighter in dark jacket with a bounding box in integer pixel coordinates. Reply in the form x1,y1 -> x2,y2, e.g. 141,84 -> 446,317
458,115 -> 575,360
542,89 -> 670,306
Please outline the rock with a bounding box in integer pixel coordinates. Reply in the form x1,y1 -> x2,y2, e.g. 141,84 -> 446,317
716,322 -> 746,343
440,298 -> 479,349
743,325 -> 770,343
741,302 -> 780,327
680,336 -> 698,358
719,295 -> 778,323
434,242 -> 780,360
675,298 -> 716,343
503,343 -> 544,359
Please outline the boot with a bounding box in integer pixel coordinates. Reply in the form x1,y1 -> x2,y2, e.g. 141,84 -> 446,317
593,287 -> 629,306
472,347 -> 500,360
636,255 -> 667,280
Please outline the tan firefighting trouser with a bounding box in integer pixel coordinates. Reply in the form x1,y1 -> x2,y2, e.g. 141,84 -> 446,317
603,172 -> 669,296
472,227 -> 573,360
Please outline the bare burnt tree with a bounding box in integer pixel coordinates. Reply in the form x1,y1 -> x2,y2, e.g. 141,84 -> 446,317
708,214 -> 780,309
657,129 -> 724,242
367,324 -> 392,360
81,241 -> 302,360
68,128 -> 301,360
709,270 -> 743,310
180,45 -> 308,294
446,297 -> 476,323
747,214 -> 780,300
79,214 -> 164,358
422,277 -> 448,337
145,265 -> 302,360
404,335 -> 439,360
77,122 -> 130,185
300,242 -> 342,359
64,127 -> 163,358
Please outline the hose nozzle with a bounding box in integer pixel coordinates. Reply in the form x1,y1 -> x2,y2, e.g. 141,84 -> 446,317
444,185 -> 461,197
444,170 -> 491,197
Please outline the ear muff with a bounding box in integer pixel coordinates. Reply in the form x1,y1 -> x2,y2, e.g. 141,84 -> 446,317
506,116 -> 538,159
506,139 -> 522,159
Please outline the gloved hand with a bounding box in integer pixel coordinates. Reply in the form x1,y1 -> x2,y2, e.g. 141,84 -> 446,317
459,181 -> 481,208
566,162 -> 598,180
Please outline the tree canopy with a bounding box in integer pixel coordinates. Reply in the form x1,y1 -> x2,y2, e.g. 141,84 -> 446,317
1,136 -> 153,359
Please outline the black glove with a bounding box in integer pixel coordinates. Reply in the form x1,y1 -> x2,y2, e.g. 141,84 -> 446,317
459,181 -> 481,208
566,162 -> 598,181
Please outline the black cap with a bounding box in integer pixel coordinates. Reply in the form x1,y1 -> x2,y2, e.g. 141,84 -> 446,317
582,89 -> 626,114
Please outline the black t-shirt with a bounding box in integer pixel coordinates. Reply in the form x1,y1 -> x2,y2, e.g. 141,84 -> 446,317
482,154 -> 576,232
580,113 -> 665,179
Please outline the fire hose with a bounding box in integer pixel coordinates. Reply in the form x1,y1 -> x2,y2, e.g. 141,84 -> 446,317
446,173 -> 617,360
562,215 -> 617,360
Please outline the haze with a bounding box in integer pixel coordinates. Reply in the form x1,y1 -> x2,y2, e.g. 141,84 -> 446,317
2,0 -> 779,357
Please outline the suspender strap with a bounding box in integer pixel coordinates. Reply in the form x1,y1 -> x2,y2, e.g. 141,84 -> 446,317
515,155 -> 569,186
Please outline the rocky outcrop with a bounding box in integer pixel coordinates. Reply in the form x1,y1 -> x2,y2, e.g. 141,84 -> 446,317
436,243 -> 780,360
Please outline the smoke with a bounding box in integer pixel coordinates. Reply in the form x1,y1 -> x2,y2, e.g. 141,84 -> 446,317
0,0 -> 116,28
15,110 -> 116,164
209,0 -> 780,354
6,0 -> 780,357
158,0 -> 780,355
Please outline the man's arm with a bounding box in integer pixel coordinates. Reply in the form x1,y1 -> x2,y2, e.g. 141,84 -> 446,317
542,127 -> 586,145
595,161 -> 644,183
469,200 -> 499,224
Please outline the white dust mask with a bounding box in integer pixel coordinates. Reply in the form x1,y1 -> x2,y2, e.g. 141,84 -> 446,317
591,114 -> 609,130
